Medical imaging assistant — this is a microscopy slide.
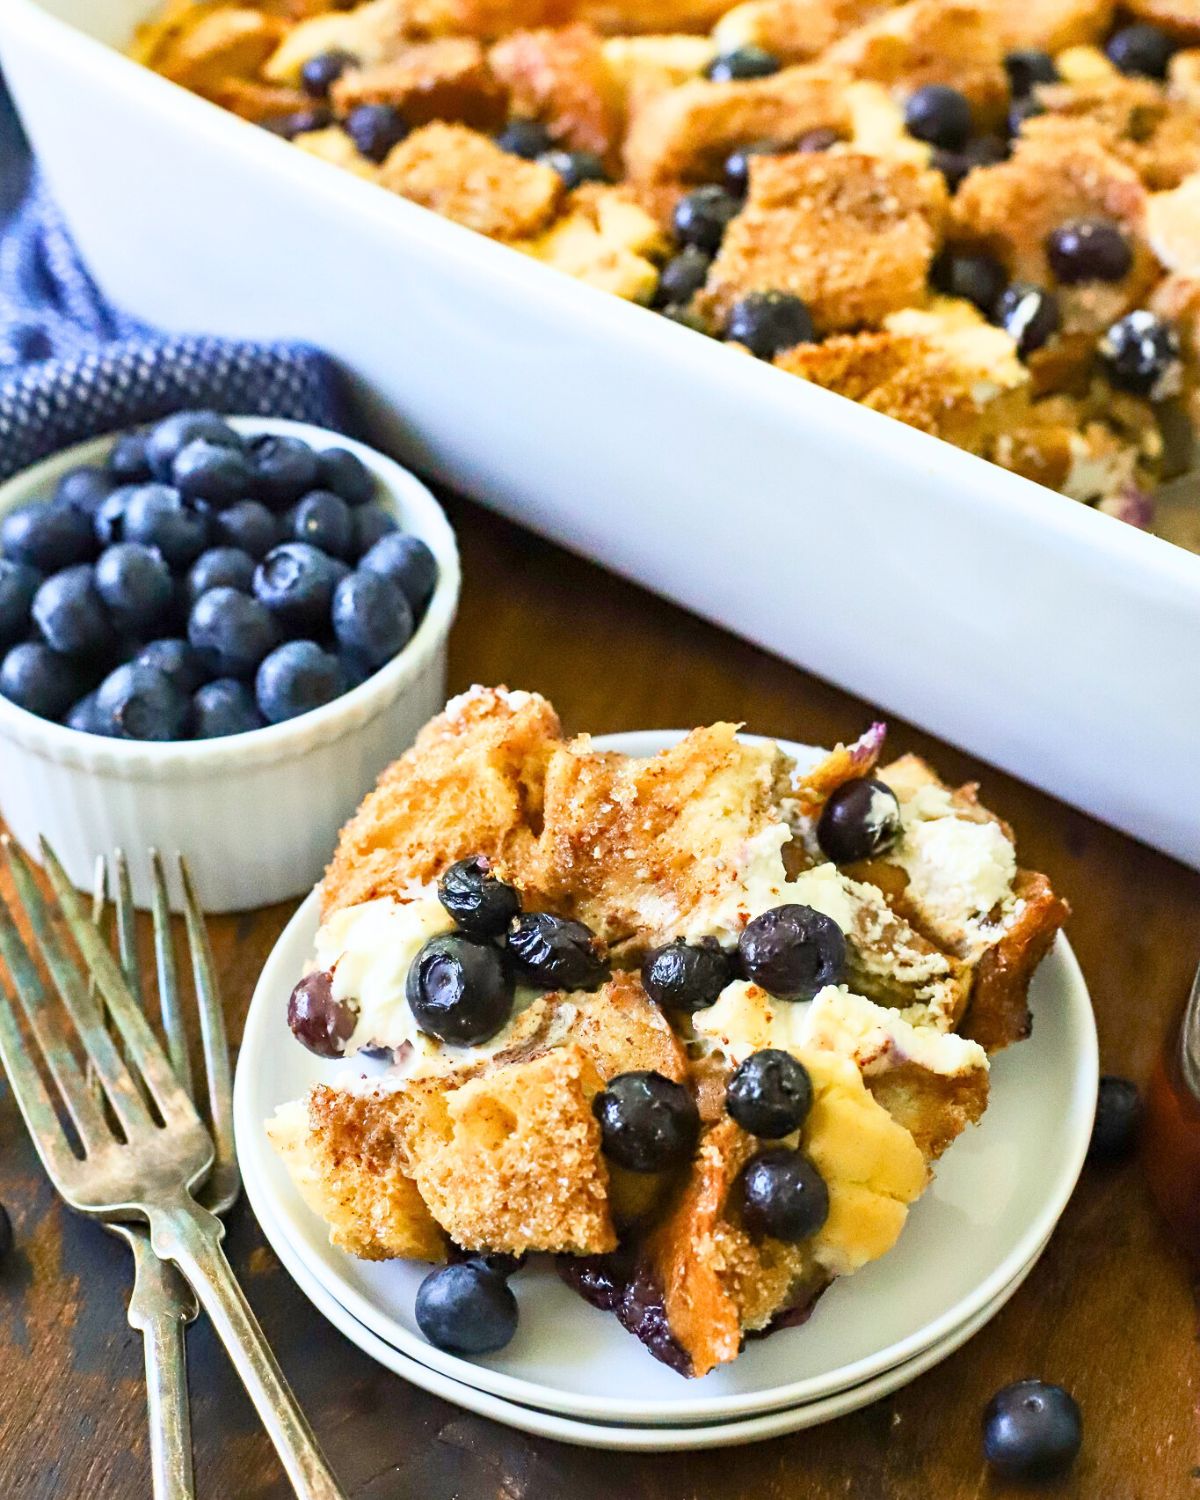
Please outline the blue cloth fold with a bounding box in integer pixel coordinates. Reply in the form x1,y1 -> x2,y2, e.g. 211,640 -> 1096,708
0,78 -> 349,481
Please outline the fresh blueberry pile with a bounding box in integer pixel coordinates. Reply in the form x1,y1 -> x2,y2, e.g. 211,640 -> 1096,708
0,413 -> 439,740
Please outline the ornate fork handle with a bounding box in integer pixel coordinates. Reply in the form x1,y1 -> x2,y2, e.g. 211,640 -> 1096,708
122,1228 -> 198,1500
149,1192 -> 346,1500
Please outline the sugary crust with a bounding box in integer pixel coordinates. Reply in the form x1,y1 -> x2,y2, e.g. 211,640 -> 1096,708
711,0 -> 892,64
698,150 -> 947,334
377,121 -> 564,235
321,686 -> 562,917
622,65 -> 854,183
489,22 -> 624,156
1020,79 -> 1200,191
329,38 -> 507,128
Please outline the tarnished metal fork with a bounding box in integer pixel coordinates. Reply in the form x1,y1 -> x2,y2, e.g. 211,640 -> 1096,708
0,837 -> 346,1500
85,850 -> 241,1500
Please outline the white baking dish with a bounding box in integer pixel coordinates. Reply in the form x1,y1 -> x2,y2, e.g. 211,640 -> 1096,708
1,0 -> 1197,867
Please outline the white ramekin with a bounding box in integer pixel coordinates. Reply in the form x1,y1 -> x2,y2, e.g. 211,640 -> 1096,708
0,418 -> 460,912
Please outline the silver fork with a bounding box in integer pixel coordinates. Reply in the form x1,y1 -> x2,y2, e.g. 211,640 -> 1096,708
86,850 -> 241,1500
0,837 -> 346,1500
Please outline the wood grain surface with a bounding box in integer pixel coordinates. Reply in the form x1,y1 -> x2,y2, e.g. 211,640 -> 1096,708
0,493 -> 1197,1500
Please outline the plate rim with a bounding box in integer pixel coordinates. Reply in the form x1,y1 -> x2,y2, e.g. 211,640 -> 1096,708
234,729 -> 1098,1423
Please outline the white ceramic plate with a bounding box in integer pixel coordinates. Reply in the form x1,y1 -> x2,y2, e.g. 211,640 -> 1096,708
249,1158 -> 1051,1450
233,732 -> 1098,1426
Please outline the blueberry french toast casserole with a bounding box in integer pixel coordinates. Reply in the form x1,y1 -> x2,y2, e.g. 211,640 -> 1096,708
138,0 -> 1200,534
268,687 -> 1067,1374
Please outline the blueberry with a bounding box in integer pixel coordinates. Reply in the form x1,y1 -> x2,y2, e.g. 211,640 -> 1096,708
93,487 -> 133,548
287,969 -> 356,1055
641,938 -> 732,1012
931,133 -> 1007,189
338,651 -> 372,690
255,640 -> 343,723
358,532 -> 438,617
406,932 -> 515,1045
931,250 -> 1006,314
982,1380 -> 1083,1480
654,246 -> 711,308
1046,219 -> 1132,284
106,431 -> 153,484
248,434 -> 321,509
438,855 -> 521,938
904,84 -> 972,149
145,411 -> 241,482
95,543 -> 175,635
189,587 -> 281,680
0,560 -> 40,649
134,638 -> 207,694
0,642 -> 83,719
301,48 -> 357,98
673,185 -> 740,252
739,904 -> 846,1000
727,291 -> 815,358
172,438 -> 256,509
496,118 -> 553,159
344,103 -> 408,162
740,1147 -> 829,1240
95,662 -> 189,741
1106,23 -> 1175,79
32,565 -> 114,657
539,149 -> 608,189
995,283 -> 1061,357
122,484 -> 209,569
726,1050 -> 813,1137
292,490 -> 353,559
253,542 -> 341,633
1,502 -> 94,572
265,106 -> 333,140
191,678 -> 264,738
1088,1075 -> 1141,1161
352,505 -> 399,559
186,547 -> 257,604
507,911 -> 608,990
1004,48 -> 1059,96
817,777 -> 903,863
706,46 -> 780,82
593,1071 -> 699,1172
64,690 -> 103,735
723,140 -> 775,196
317,446 -> 375,506
331,570 -> 414,670
212,499 -> 278,559
1098,310 -> 1181,397
55,465 -> 116,518
415,1261 -> 518,1356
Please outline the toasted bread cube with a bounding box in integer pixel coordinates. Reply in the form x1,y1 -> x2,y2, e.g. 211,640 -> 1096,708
267,1091 -> 447,1261
623,64 -> 853,182
1148,173 -> 1200,271
712,0 -> 891,64
513,182 -> 668,299
330,38 -> 507,127
698,151 -> 947,334
264,0 -> 413,84
576,0 -> 738,33
1020,77 -> 1200,190
208,77 -> 311,121
377,121 -> 563,236
490,23 -> 624,156
322,686 -> 562,917
398,1045 -> 617,1254
1125,0 -> 1200,41
565,970 -> 690,1081
145,6 -> 286,91
824,0 -> 1008,126
602,34 -> 717,117
989,0 -> 1115,54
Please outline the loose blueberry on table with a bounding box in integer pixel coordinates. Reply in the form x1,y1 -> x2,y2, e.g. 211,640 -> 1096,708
982,1379 -> 1083,1479
0,413 -> 439,740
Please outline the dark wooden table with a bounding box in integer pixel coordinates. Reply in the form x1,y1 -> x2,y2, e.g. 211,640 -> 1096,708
2,494 -> 1197,1500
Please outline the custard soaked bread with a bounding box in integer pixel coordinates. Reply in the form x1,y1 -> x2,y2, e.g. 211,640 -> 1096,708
271,687 -> 1065,1374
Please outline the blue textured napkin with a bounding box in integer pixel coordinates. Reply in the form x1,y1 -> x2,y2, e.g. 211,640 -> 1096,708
0,77 -> 350,482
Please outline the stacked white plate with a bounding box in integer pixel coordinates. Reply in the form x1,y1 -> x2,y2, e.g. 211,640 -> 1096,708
234,733 -> 1099,1451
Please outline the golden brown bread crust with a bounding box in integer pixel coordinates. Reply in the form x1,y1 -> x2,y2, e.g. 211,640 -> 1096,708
329,38 -> 508,127
489,22 -> 624,156
961,871 -> 1070,1051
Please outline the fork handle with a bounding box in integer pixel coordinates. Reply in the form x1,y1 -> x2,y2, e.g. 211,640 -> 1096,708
150,1197 -> 347,1500
125,1233 -> 198,1500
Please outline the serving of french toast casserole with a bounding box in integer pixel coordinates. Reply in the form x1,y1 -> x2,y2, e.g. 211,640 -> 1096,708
137,0 -> 1200,534
268,687 -> 1067,1376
